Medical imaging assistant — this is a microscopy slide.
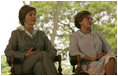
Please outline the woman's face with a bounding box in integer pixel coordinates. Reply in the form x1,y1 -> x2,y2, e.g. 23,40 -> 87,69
79,15 -> 92,29
24,10 -> 36,27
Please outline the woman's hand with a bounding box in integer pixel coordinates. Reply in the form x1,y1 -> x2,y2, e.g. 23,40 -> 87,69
82,56 -> 97,61
25,48 -> 39,58
90,57 -> 97,61
97,53 -> 105,60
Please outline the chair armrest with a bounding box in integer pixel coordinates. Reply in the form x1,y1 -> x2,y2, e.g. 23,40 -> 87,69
11,55 -> 14,75
69,54 -> 81,74
77,54 -> 81,74
55,55 -> 62,75
69,55 -> 77,72
69,55 -> 78,66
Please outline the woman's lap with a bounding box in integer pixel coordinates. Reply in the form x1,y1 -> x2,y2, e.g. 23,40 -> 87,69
81,54 -> 116,75
22,51 -> 57,74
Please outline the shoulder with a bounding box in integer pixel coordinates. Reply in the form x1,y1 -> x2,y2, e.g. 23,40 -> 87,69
70,30 -> 81,40
9,30 -> 22,39
37,30 -> 45,35
95,31 -> 102,34
37,30 -> 47,38
37,30 -> 45,33
93,30 -> 106,40
94,31 -> 103,36
11,29 -> 21,35
70,30 -> 80,37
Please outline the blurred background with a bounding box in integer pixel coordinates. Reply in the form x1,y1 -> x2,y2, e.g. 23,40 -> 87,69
1,0 -> 117,75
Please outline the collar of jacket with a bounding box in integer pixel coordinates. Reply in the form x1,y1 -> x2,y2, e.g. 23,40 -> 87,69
77,30 -> 96,38
19,26 -> 38,38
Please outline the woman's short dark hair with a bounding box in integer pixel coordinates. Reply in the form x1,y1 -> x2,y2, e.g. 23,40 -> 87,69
74,11 -> 92,29
19,5 -> 36,26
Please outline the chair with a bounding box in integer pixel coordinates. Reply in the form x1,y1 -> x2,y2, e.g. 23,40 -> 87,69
69,54 -> 89,75
10,55 -> 62,75
70,55 -> 117,75
69,54 -> 81,75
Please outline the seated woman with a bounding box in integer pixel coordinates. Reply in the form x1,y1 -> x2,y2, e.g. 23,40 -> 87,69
69,11 -> 116,75
4,5 -> 58,75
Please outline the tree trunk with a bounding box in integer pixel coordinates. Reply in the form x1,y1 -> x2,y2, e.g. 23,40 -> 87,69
51,1 -> 62,46
23,1 -> 26,5
30,1 -> 32,6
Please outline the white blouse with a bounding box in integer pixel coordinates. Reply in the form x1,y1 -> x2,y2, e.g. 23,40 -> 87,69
69,30 -> 114,58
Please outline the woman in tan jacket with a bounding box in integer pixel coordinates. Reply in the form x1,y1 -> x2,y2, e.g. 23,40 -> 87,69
5,5 -> 58,75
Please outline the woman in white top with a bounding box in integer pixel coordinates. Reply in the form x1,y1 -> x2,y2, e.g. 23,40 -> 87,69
69,11 -> 116,75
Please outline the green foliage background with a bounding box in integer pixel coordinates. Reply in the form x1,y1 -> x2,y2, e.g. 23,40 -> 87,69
1,1 -> 117,75
1,55 -> 10,75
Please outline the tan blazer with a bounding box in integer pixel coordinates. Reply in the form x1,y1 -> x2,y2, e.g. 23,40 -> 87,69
4,29 -> 57,74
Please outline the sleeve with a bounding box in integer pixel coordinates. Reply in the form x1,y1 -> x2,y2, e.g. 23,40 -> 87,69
69,34 -> 85,58
98,32 -> 115,55
4,30 -> 26,63
43,32 -> 57,60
